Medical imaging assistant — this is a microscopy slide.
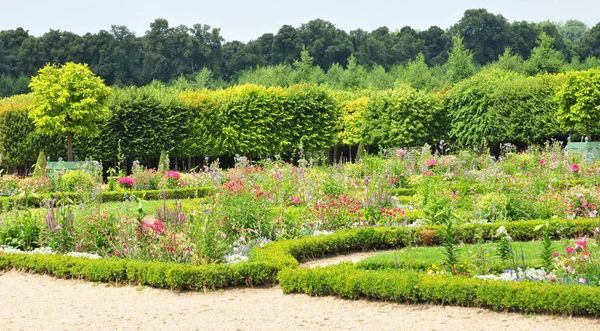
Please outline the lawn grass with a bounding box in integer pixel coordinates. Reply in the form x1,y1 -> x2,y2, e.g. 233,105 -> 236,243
356,239 -> 576,274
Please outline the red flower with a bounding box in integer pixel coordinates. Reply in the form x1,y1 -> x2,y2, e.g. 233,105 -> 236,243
571,164 -> 580,172
539,159 -> 545,166
575,237 -> 587,250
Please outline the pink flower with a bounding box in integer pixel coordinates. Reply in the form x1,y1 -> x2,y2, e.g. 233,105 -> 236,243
165,170 -> 181,180
396,149 -> 406,158
151,221 -> 165,234
291,196 -> 301,204
426,159 -> 436,167
575,237 -> 587,250
566,246 -> 575,254
571,163 -> 580,172
552,251 -> 560,257
118,176 -> 134,188
539,159 -> 545,166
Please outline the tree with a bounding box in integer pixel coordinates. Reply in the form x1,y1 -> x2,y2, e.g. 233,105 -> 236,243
491,47 -> 525,73
453,9 -> 511,65
525,32 -> 565,75
555,69 -> 600,141
445,35 -> 476,83
297,19 -> 353,69
402,53 -> 435,90
560,20 -> 588,43
576,23 -> 600,60
28,62 -> 111,161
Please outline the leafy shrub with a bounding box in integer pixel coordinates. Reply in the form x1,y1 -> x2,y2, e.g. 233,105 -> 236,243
20,175 -> 53,194
0,175 -> 21,196
131,169 -> 161,190
56,170 -> 96,192
0,210 -> 42,250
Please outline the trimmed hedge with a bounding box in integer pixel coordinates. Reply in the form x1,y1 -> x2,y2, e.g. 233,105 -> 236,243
278,265 -> 600,315
0,187 -> 214,209
0,253 -> 279,290
412,218 -> 599,245
389,188 -> 417,196
1,217 -> 599,315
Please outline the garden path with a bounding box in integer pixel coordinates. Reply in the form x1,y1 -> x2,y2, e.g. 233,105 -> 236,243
0,252 -> 597,330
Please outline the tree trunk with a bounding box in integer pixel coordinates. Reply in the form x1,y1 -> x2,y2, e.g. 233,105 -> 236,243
586,121 -> 591,142
67,132 -> 73,161
333,144 -> 340,164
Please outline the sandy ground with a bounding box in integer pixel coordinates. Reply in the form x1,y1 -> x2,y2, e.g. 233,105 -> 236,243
299,250 -> 395,268
1,252 -> 598,331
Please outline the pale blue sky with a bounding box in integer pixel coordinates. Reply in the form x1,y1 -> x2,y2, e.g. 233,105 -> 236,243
2,0 -> 598,41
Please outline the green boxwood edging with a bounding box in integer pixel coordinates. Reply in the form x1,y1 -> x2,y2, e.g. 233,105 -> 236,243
0,253 -> 279,290
278,265 -> 600,316
0,187 -> 214,209
1,217 -> 599,315
389,179 -> 594,198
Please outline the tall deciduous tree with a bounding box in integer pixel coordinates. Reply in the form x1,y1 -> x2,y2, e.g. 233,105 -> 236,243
453,9 -> 511,65
28,62 -> 111,161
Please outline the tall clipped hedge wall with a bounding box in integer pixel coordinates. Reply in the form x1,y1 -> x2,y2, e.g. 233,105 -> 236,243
0,71 -> 592,170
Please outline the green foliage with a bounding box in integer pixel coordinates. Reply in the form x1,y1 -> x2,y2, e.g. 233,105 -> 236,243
402,53 -> 436,90
445,36 -> 476,83
448,69 -> 522,147
0,253 -> 280,290
494,226 -> 512,262
490,47 -> 525,73
535,222 -> 555,271
33,151 -> 47,177
489,73 -> 566,144
158,150 -> 169,173
56,170 -> 96,193
79,85 -> 189,163
190,211 -> 231,264
45,203 -> 76,253
363,85 -> 445,148
0,210 -> 41,250
337,97 -> 367,146
555,69 -> 600,140
28,63 -> 111,161
0,187 -> 213,210
214,84 -> 290,156
0,95 -> 46,170
525,32 -> 565,75
278,264 -> 600,315
440,212 -> 460,273
285,84 -> 338,152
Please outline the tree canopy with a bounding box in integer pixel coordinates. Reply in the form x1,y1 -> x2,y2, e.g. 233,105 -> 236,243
28,62 -> 110,161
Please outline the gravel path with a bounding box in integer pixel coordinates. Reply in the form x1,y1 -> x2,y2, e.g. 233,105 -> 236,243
0,252 -> 597,330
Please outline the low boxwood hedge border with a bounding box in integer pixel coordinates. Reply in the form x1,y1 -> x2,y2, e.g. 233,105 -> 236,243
278,264 -> 600,315
1,217 -> 599,315
388,179 -> 594,198
0,187 -> 214,209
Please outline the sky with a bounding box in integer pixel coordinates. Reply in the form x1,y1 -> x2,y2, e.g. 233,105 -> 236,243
2,0 -> 599,41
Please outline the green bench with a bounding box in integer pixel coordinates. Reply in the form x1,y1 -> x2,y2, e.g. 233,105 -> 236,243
46,161 -> 87,179
566,139 -> 600,161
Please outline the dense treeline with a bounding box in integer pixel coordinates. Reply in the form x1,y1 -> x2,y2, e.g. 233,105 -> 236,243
0,69 -> 595,173
2,9 -> 600,96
